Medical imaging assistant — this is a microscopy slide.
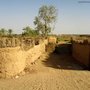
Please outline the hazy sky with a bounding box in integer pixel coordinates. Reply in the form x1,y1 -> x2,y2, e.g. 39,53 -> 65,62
0,0 -> 90,34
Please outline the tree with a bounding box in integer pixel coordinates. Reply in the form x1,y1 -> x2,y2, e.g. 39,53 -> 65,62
0,28 -> 7,36
22,26 -> 39,37
8,29 -> 13,36
34,5 -> 57,36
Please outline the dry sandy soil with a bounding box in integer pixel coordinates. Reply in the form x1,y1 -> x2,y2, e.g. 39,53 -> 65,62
0,53 -> 90,90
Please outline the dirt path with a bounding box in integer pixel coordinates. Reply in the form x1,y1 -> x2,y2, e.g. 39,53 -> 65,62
0,53 -> 90,90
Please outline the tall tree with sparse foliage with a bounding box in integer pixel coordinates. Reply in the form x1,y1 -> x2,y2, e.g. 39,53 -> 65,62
34,5 -> 57,36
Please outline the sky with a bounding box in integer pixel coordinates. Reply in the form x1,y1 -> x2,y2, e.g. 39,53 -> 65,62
0,0 -> 90,34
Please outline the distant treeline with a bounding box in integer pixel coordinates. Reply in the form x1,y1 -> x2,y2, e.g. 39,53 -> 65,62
0,27 -> 39,37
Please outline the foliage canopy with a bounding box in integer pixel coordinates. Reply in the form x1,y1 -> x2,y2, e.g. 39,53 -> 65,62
34,5 -> 57,36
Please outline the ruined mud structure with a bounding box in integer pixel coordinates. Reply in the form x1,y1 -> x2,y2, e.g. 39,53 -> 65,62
72,41 -> 90,69
0,36 -> 57,78
0,36 -> 90,78
0,37 -> 49,78
54,39 -> 90,69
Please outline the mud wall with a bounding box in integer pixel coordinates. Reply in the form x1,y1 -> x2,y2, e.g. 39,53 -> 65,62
48,36 -> 57,44
0,37 -> 44,48
72,42 -> 90,68
0,47 -> 26,78
26,40 -> 48,66
0,39 -> 48,78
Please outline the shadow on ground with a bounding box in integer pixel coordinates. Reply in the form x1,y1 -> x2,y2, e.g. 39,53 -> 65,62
42,53 -> 86,70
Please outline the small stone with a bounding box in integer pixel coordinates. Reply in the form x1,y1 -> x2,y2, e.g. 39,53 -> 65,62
15,75 -> 19,79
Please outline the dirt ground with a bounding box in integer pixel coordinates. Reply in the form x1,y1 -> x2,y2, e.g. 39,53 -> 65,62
0,52 -> 90,90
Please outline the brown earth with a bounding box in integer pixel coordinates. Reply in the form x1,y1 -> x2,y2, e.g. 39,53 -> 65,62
0,53 -> 90,90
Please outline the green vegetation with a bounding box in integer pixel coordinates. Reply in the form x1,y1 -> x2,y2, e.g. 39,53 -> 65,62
0,28 -> 13,37
0,5 -> 57,38
8,29 -> 13,36
56,35 -> 72,44
34,5 -> 57,36
0,28 -> 7,36
22,26 -> 39,37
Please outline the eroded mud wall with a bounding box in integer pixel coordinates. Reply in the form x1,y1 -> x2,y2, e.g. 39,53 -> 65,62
72,43 -> 90,67
0,39 -> 48,78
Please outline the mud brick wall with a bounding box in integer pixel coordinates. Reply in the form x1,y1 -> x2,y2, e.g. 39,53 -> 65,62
0,37 -> 36,48
0,38 -> 48,78
48,36 -> 57,44
72,42 -> 90,68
